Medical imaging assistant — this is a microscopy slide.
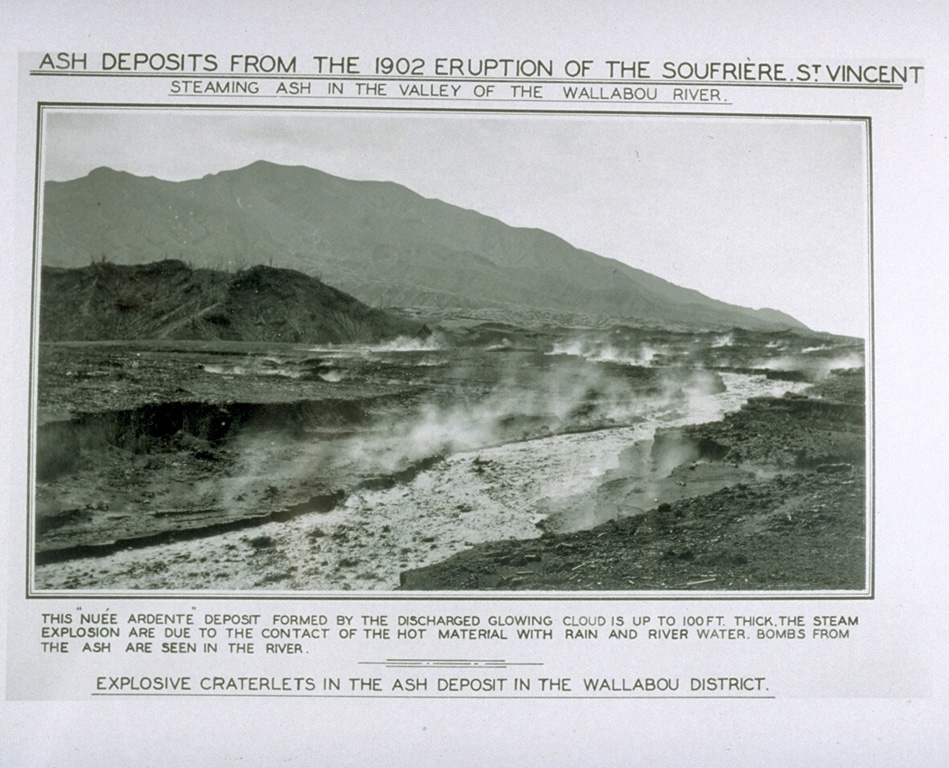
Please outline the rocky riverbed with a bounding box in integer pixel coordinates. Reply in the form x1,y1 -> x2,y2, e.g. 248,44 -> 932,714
399,371 -> 866,591
32,328 -> 866,592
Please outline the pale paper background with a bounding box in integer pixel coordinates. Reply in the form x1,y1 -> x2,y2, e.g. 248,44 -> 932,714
2,1 -> 948,764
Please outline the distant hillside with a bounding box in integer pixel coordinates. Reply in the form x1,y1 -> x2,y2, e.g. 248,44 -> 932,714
39,260 -> 425,343
42,161 -> 808,332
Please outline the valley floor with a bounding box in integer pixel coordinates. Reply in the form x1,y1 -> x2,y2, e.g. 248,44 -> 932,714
32,332 -> 867,593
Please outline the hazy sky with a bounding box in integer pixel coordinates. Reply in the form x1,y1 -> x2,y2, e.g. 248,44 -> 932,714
42,108 -> 869,336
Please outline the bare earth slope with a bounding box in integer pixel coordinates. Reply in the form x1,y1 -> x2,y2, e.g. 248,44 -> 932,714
43,162 -> 805,331
40,260 -> 424,343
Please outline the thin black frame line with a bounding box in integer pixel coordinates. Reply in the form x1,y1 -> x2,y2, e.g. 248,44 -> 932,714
88,692 -> 778,700
166,96 -> 738,106
26,70 -> 906,90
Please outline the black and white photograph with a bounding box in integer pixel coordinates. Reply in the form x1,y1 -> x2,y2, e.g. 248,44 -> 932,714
5,0 -> 949,764
31,108 -> 870,593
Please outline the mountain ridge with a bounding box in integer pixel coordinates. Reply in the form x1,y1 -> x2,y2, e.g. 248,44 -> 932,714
42,161 -> 808,332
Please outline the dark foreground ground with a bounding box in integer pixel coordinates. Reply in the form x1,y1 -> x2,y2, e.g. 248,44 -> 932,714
399,371 -> 867,591
33,335 -> 685,558
32,324 -> 866,592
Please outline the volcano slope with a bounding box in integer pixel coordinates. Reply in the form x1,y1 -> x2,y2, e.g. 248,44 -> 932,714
43,162 -> 806,332
399,369 -> 867,592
